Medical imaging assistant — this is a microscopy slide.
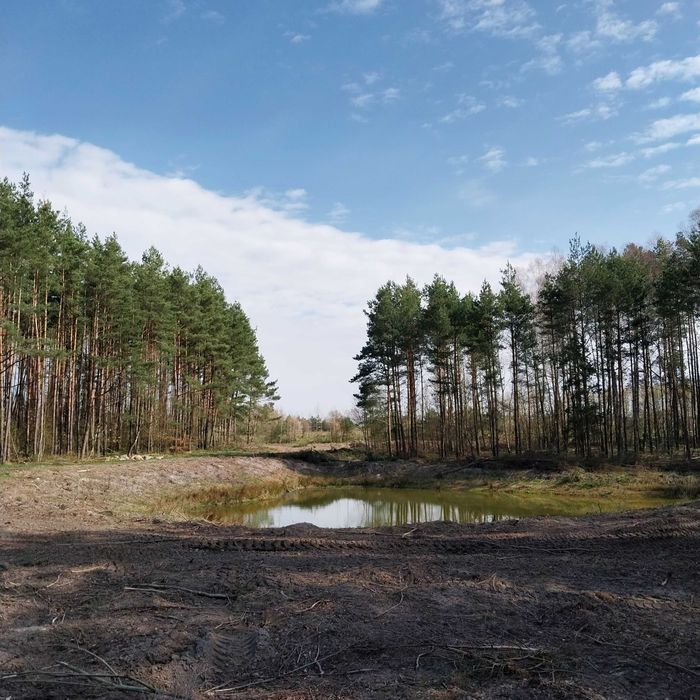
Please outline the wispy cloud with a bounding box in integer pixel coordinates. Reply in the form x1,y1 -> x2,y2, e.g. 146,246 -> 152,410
598,55 -> 700,92
661,177 -> 700,190
342,72 -> 397,112
521,33 -> 563,75
327,0 -> 383,14
657,2 -> 682,19
681,87 -> 700,103
559,103 -> 617,124
478,146 -> 507,173
639,142 -> 681,158
350,93 -> 374,108
662,201 -> 688,213
436,0 -> 539,38
645,97 -> 672,110
382,87 -> 400,102
247,186 -> 310,213
585,151 -> 634,168
638,164 -> 671,183
439,95 -> 486,123
566,30 -> 601,55
635,113 -> 700,142
326,201 -> 350,223
592,71 -> 622,92
286,32 -> 311,44
163,0 -> 186,23
594,0 -> 657,42
496,96 -> 523,108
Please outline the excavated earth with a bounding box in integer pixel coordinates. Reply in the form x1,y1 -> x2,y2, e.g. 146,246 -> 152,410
0,455 -> 698,699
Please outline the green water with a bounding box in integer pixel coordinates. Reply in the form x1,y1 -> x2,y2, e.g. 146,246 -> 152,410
195,486 -> 675,528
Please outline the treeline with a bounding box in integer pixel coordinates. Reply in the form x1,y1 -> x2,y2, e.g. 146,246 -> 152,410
0,176 -> 277,462
267,411 -> 357,444
353,212 -> 700,460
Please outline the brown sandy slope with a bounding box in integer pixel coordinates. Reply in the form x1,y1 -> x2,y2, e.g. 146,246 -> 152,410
0,456 -> 698,698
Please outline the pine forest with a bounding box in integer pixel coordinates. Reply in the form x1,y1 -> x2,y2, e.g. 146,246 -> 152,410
353,212 -> 700,461
0,176 -> 278,462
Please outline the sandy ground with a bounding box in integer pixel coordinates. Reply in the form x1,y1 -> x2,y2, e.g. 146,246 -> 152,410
0,455 -> 698,699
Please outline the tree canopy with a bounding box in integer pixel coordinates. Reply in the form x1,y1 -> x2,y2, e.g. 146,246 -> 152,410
353,216 -> 700,460
0,176 -> 277,461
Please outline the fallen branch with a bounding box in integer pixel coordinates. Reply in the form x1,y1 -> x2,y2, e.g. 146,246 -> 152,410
124,584 -> 229,600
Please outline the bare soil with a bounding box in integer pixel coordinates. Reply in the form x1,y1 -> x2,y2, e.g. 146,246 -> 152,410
1,455 -> 699,699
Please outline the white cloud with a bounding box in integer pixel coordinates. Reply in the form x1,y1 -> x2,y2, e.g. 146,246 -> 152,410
478,146 -> 507,173
439,95 -> 486,123
327,0 -> 383,14
688,134 -> 700,146
0,125 -> 536,414
639,142 -> 681,157
662,201 -> 688,213
522,33 -> 563,75
524,157 -> 540,166
638,164 -> 671,183
287,33 -> 311,44
381,87 -> 400,103
559,103 -> 617,124
661,177 -> 700,190
350,93 -> 374,108
625,55 -> 700,90
594,1 -> 657,42
163,0 -> 185,22
326,201 -> 350,223
645,96 -> 672,110
566,30 -> 602,55
681,87 -> 700,103
496,96 -> 523,108
437,0 -> 539,38
636,113 -> 700,142
364,71 -> 381,85
249,187 -> 309,213
593,71 -> 622,92
585,151 -> 635,168
657,2 -> 681,18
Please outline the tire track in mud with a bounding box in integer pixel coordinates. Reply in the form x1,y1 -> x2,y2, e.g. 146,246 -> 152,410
184,520 -> 700,555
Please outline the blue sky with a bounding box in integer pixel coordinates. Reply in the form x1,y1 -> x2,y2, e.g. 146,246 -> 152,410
1,0 -> 699,412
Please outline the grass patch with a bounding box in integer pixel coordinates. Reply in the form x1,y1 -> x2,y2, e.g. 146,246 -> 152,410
149,473 -> 337,520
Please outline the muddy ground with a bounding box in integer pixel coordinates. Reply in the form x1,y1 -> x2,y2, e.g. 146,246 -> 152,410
1,455 -> 699,699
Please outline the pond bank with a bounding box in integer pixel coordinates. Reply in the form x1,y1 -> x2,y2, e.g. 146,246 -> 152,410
1,452 -> 698,531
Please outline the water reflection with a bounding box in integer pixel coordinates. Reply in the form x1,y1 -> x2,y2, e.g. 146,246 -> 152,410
199,487 -> 672,528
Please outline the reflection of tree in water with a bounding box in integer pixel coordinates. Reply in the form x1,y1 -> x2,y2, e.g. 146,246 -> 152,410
198,486 -> 671,528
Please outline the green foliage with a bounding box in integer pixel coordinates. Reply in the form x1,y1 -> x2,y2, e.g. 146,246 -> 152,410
0,177 -> 277,461
354,212 -> 700,461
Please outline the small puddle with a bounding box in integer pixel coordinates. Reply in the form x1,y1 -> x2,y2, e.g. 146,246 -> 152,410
194,487 -> 676,528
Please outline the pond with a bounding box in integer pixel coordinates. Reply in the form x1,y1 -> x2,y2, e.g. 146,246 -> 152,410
195,486 -> 675,528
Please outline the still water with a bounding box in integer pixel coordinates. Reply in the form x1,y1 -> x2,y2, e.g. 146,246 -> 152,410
196,487 -> 674,528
